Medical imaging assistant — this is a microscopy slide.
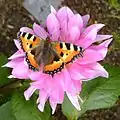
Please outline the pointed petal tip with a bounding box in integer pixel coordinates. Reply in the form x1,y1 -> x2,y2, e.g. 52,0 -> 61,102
66,92 -> 81,111
103,71 -> 109,78
50,5 -> 56,14
96,63 -> 109,78
24,86 -> 36,101
8,51 -> 25,60
78,95 -> 84,103
97,24 -> 105,31
82,14 -> 90,27
36,98 -> 40,104
96,35 -> 113,42
20,27 -> 34,34
24,92 -> 30,101
106,38 -> 113,45
51,102 -> 57,114
1,64 -> 6,67
97,23 -> 105,27
85,14 -> 90,18
38,104 -> 44,112
8,75 -> 15,79
52,108 -> 56,114
8,55 -> 11,60
101,38 -> 113,48
84,14 -> 90,20
91,23 -> 105,32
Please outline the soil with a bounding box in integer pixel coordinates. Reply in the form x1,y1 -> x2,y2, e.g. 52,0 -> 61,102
0,0 -> 120,120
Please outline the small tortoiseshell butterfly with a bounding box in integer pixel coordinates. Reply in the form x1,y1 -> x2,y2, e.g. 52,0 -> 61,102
17,31 -> 83,76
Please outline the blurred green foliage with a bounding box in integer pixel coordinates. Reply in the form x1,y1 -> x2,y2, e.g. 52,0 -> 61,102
0,101 -> 16,120
0,53 -> 9,85
107,0 -> 120,10
12,92 -> 52,120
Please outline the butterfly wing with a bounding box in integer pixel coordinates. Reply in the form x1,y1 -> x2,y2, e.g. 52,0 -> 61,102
17,32 -> 41,52
55,42 -> 83,64
17,31 -> 41,70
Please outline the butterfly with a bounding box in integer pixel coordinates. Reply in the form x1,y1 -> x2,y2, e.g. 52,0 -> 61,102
17,31 -> 83,76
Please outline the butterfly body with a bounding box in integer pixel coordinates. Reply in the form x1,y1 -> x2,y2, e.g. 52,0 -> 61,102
18,32 -> 83,76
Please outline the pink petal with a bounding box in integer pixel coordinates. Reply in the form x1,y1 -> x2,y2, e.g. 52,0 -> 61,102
38,90 -> 48,112
84,62 -> 109,80
75,14 -> 83,30
66,92 -> 81,111
20,27 -> 34,34
96,35 -> 113,42
96,38 -> 113,48
29,71 -> 48,81
82,14 -> 90,28
87,24 -> 105,32
31,75 -> 53,93
72,80 -> 82,92
68,26 -> 80,43
85,63 -> 109,79
77,26 -> 97,48
59,20 -> 68,42
68,62 -> 108,81
29,72 -> 50,91
50,73 -> 64,103
62,68 -> 77,94
57,7 -> 74,21
33,23 -> 48,39
30,75 -> 49,90
57,7 -> 74,42
50,87 -> 64,103
3,57 -> 24,68
43,76 -> 54,94
14,39 -> 22,51
80,23 -> 105,35
24,86 -> 37,100
12,62 -> 29,79
46,13 -> 60,41
8,51 -> 25,60
68,14 -> 83,33
54,72 -> 65,90
78,39 -> 112,64
67,63 -> 85,80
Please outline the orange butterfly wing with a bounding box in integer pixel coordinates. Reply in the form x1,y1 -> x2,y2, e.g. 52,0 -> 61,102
18,32 -> 41,70
18,32 -> 41,52
55,42 -> 83,64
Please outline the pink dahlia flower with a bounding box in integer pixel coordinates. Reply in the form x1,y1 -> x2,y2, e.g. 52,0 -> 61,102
4,6 -> 112,114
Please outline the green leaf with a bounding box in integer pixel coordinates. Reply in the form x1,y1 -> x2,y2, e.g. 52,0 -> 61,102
0,53 -> 9,85
80,64 -> 120,115
12,92 -> 52,120
62,95 -> 79,120
0,101 -> 16,120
